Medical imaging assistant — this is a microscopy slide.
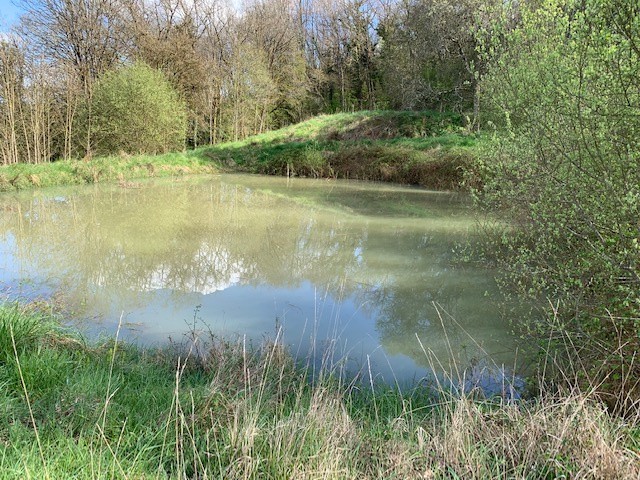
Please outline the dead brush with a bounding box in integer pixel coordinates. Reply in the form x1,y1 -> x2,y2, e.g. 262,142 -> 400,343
417,304 -> 640,479
222,377 -> 358,479
420,389 -> 640,479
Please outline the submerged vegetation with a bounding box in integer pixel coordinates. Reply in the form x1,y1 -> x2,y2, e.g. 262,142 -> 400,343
1,304 -> 638,479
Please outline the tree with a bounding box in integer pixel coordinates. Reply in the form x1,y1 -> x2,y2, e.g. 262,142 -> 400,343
90,62 -> 186,155
221,42 -> 277,140
122,0 -> 211,147
240,0 -> 310,127
18,0 -> 125,156
378,0 -> 493,121
18,0 -> 123,91
0,38 -> 56,164
0,40 -> 23,164
305,0 -> 380,111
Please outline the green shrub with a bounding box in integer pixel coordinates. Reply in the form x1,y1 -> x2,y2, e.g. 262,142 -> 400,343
478,0 -> 640,403
90,62 -> 187,155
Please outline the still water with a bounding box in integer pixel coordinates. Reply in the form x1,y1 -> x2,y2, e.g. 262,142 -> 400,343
0,174 -> 518,387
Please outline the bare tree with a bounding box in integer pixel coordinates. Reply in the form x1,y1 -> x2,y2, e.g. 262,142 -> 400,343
378,0 -> 497,124
122,0 -> 213,146
19,0 -> 123,92
198,0 -> 234,144
305,0 -> 379,111
0,40 -> 22,164
0,38 -> 56,164
240,0 -> 310,126
17,0 -> 125,156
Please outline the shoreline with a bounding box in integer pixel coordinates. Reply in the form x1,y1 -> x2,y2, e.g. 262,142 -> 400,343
0,111 -> 479,193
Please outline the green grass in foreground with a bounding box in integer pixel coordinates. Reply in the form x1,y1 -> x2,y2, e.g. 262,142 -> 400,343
1,304 -> 638,479
0,110 -> 480,193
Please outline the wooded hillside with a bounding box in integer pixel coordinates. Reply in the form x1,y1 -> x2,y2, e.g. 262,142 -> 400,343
0,0 -> 490,163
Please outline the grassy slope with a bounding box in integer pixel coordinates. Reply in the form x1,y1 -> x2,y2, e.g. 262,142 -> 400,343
0,110 -> 479,192
1,305 -> 638,479
201,110 -> 479,190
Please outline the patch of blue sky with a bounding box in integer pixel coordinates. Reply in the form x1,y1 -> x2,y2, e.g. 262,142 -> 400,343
0,0 -> 23,32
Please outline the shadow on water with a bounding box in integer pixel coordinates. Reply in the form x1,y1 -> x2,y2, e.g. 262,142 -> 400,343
0,174 -> 525,392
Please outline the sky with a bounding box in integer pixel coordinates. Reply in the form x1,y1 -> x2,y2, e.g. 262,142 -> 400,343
0,0 -> 23,32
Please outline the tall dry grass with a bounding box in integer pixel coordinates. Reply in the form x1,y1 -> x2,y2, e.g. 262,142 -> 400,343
1,303 -> 638,479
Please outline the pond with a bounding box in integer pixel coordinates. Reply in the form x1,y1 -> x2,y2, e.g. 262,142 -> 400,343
0,174 -> 520,390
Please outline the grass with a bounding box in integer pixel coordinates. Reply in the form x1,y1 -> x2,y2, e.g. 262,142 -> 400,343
0,150 -> 218,192
0,110 -> 481,192
1,303 -> 638,479
201,110 -> 480,190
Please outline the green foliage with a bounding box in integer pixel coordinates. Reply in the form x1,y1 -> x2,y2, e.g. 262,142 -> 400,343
90,62 -> 187,155
479,0 -> 640,400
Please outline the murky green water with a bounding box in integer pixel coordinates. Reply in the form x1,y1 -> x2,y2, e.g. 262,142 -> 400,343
0,174 -> 518,386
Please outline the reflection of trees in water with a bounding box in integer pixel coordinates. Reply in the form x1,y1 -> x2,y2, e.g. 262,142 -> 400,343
368,274 -> 506,367
0,181 -> 364,306
0,178 -> 510,366
344,226 -> 507,366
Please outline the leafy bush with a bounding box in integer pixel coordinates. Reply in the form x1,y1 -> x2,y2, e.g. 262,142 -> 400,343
478,0 -> 640,402
90,62 -> 186,155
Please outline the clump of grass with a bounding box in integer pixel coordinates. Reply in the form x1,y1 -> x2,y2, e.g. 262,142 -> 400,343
422,391 -> 639,478
1,305 -> 637,479
0,304 -> 62,363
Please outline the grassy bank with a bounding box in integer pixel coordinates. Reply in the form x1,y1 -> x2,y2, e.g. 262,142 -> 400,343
0,150 -> 218,192
201,110 -> 478,190
0,111 -> 479,192
1,304 -> 638,479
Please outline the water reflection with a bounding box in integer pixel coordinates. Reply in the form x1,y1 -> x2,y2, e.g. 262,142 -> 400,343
0,175 -> 517,384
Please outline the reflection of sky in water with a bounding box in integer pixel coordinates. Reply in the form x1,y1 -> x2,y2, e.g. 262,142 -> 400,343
0,175 -> 522,389
0,233 -> 55,299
